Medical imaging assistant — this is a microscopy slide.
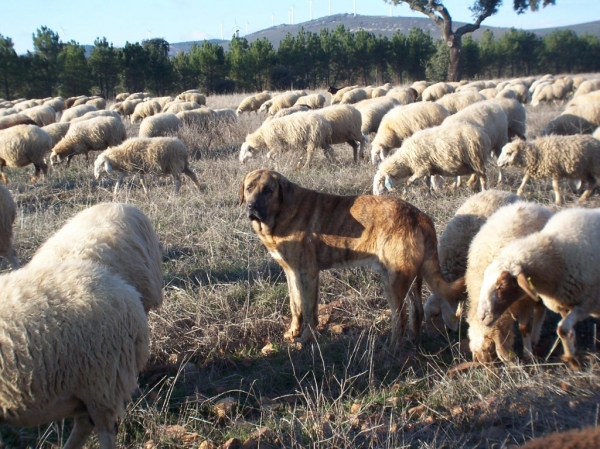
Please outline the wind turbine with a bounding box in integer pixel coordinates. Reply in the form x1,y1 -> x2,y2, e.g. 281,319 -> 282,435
246,22 -> 249,35
221,23 -> 224,40
147,28 -> 153,39
292,5 -> 295,24
272,12 -> 275,27
58,24 -> 68,41
310,0 -> 313,20
353,0 -> 356,17
329,0 -> 331,15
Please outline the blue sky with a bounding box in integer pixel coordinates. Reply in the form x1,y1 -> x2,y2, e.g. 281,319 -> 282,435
3,0 -> 598,54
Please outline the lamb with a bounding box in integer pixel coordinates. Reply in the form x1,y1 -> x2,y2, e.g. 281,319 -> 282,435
0,114 -> 36,130
314,104 -> 366,162
370,102 -> 451,164
518,426 -> 600,449
466,202 -> 552,363
573,78 -> 600,97
42,122 -> 71,147
339,88 -> 368,104
94,137 -> 201,194
541,114 -> 595,136
497,135 -> 600,205
424,190 -> 520,334
86,97 -> 107,110
115,92 -> 130,102
239,112 -> 331,167
0,124 -> 52,183
131,100 -> 163,124
29,202 -> 163,314
50,116 -> 127,166
177,92 -> 206,105
268,91 -> 306,115
22,104 -> 56,126
354,97 -> 399,135
237,92 -> 272,115
176,108 -> 216,127
477,208 -> 600,368
70,109 -> 122,124
165,101 -> 201,114
0,184 -> 19,269
489,98 -> 527,139
60,104 -> 98,123
0,258 -> 149,449
330,86 -> 359,104
373,122 -> 491,194
295,93 -> 326,109
138,112 -> 182,138
421,82 -> 455,102
436,91 -> 485,114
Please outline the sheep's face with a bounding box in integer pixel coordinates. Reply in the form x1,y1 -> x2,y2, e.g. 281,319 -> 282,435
236,109 -> 243,116
497,140 -> 523,168
239,142 -> 256,164
93,156 -> 111,179
468,328 -> 496,364
372,172 -> 394,195
478,267 -> 526,327
424,294 -> 460,334
259,104 -> 268,113
50,151 -> 65,166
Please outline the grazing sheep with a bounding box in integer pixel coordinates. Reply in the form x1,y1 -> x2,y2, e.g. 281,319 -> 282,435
64,95 -> 85,108
489,98 -> 527,139
0,184 -> 19,269
502,84 -> 529,103
176,108 -> 216,127
50,116 -> 127,166
87,97 -> 107,110
386,88 -> 417,105
21,105 -> 56,126
572,76 -> 587,90
115,98 -> 144,118
531,81 -> 570,106
295,93 -> 326,109
478,88 -> 499,99
138,112 -> 182,138
177,92 -> 206,105
466,202 -> 552,363
115,92 -> 130,102
573,79 -> 600,97
165,101 -> 201,114
258,98 -> 275,113
43,97 -> 64,113
237,92 -> 272,115
370,102 -> 451,164
411,80 -> 428,98
0,125 -> 52,183
268,91 -> 306,115
340,88 -> 368,105
30,202 -> 163,314
72,96 -> 91,107
436,91 -> 486,114
239,112 -> 331,167
424,190 -> 520,334
457,81 -> 485,92
94,137 -> 200,194
0,259 -> 149,449
0,114 -> 36,130
42,122 -> 71,147
518,426 -> 600,449
151,96 -> 175,109
0,108 -> 17,117
542,114 -> 596,136
214,108 -> 237,122
477,208 -> 600,368
567,91 -> 600,108
265,105 -> 310,121
422,82 -> 455,102
60,104 -> 98,123
314,104 -> 366,162
563,103 -> 600,128
498,135 -> 600,204
330,86 -> 359,104
373,122 -> 491,194
371,86 -> 389,98
70,109 -> 122,124
131,100 -> 163,124
126,92 -> 152,101
354,97 -> 400,135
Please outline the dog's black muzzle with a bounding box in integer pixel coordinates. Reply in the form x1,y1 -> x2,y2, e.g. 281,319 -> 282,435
246,202 -> 266,221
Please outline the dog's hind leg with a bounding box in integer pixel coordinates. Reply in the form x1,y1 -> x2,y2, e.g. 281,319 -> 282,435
382,270 -> 415,350
407,276 -> 423,343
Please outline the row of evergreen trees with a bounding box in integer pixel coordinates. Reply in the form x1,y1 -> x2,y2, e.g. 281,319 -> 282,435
1,25 -> 599,101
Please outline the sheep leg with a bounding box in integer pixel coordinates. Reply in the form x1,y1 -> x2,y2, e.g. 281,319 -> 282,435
578,173 -> 596,202
348,140 -> 359,163
552,178 -> 563,205
302,144 -> 317,168
66,154 -> 74,168
557,307 -> 584,369
183,167 -> 201,191
63,414 -> 95,449
478,172 -> 488,191
466,174 -> 478,187
497,168 -> 505,184
140,176 -> 149,194
113,173 -> 125,196
516,173 -> 531,196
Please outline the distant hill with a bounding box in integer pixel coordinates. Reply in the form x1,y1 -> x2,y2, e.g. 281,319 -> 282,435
166,13 -> 600,55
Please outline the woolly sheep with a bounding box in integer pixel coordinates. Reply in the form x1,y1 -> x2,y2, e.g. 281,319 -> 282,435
502,84 -> 529,103
386,88 -> 417,105
411,80 -> 428,97
541,114 -> 596,136
354,97 -> 399,135
237,91 -> 272,115
518,426 -> 600,449
165,101 -> 201,114
60,104 -> 98,123
0,124 -> 52,183
573,78 -> 600,97
176,108 -> 216,127
340,88 -> 368,105
457,81 -> 485,92
138,112 -> 182,138
239,112 -> 331,167
373,122 -> 491,194
214,108 -> 237,122
563,103 -> 600,128
0,108 -> 17,117
115,92 -> 130,102
0,184 -> 19,269
72,96 -> 90,107
422,82 -> 455,102
177,92 -> 206,105
64,95 -> 85,108
87,97 -> 107,110
268,91 -> 306,115
0,114 -> 36,130
126,92 -> 152,101
371,87 -> 389,98
531,81 -> 569,106
13,99 -> 37,112
478,88 -> 499,99
20,105 -> 56,126
115,98 -> 144,117
70,109 -> 122,124
436,91 -> 486,114
489,98 -> 527,139
567,91 -> 600,108
151,96 -> 175,109
330,86 -> 359,104
314,104 -> 366,162
94,137 -> 200,194
258,98 -> 275,113
29,202 -> 163,314
477,208 -> 600,368
370,102 -> 451,164
0,258 -> 149,449
466,202 -> 552,363
424,190 -> 519,334
50,116 -> 127,166
266,105 -> 310,121
130,100 -> 163,124
498,135 -> 600,205
295,93 -> 326,109
42,122 -> 71,147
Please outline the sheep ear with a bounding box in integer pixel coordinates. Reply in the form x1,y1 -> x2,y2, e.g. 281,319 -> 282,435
104,161 -> 112,174
516,272 -> 540,301
239,181 -> 246,206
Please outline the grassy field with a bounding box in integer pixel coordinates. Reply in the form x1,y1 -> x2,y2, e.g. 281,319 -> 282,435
1,92 -> 600,449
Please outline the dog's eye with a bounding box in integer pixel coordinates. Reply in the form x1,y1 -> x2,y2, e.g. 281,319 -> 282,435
263,187 -> 272,195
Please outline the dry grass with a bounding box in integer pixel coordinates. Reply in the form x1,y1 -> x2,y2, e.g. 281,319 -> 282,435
1,89 -> 600,449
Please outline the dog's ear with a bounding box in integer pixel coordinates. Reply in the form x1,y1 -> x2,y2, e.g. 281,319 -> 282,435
239,180 -> 246,206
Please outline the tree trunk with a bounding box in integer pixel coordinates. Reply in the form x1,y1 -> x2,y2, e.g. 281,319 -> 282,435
447,33 -> 462,82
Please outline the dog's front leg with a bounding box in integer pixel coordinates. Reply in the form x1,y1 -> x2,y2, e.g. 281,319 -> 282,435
283,268 -> 319,344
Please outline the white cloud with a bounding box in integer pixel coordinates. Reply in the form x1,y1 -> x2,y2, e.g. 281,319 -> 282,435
183,30 -> 211,41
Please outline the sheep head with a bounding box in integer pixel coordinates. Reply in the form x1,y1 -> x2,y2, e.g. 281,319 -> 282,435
239,142 -> 256,164
497,139 -> 525,168
372,171 -> 393,195
93,154 -> 112,179
370,146 -> 383,166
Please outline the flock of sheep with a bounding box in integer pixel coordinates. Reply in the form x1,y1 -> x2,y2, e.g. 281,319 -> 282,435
1,73 -> 600,447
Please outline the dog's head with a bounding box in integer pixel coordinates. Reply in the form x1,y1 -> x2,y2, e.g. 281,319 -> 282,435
239,169 -> 292,230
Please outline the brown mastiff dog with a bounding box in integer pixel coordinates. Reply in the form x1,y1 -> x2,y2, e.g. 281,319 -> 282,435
240,169 -> 465,347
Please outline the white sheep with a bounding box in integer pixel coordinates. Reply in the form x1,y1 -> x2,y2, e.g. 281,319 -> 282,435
501,84 -> 528,103
70,109 -> 122,123
541,114 -> 596,136
29,202 -> 163,314
176,108 -> 216,127
60,104 -> 98,123
72,96 -> 90,107
594,127 -> 600,140
489,98 -> 527,139
330,86 -> 359,104
268,91 -> 306,115
354,97 -> 399,135
0,113 -> 37,130
0,124 -> 52,183
115,92 -> 130,102
435,91 -> 485,114
165,101 -> 201,114
139,112 -> 182,138
265,105 -> 310,121
86,97 -> 107,110
373,122 -> 491,195
478,88 -> 499,99
214,108 -> 237,122
0,258 -> 149,448
237,91 -> 271,115
370,102 -> 451,164
114,98 -> 143,118
94,137 -> 201,194
43,97 -> 65,113
295,93 -> 326,109
339,88 -> 368,104
573,78 -> 600,97
50,116 -> 127,166
22,104 -> 56,126
131,100 -> 163,124
424,190 -> 520,334
566,91 -> 600,108
563,103 -> 600,128
314,104 -> 366,162
497,135 -> 600,205
125,92 -> 152,101
386,88 -> 417,105
421,82 -> 455,102
477,208 -> 600,368
177,92 -> 206,105
0,184 -> 19,269
531,80 -> 570,106
410,80 -> 428,98
466,202 -> 552,363
42,122 -> 71,147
